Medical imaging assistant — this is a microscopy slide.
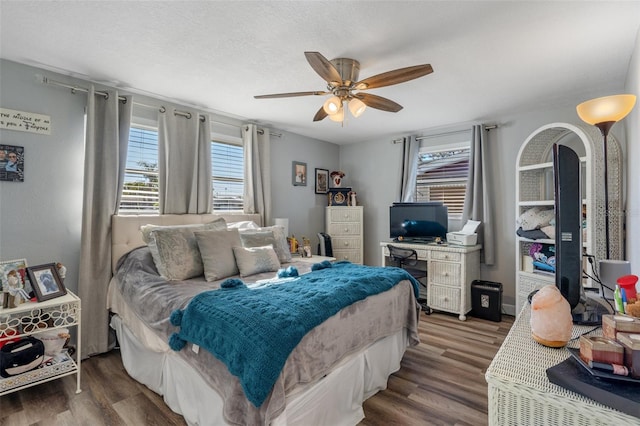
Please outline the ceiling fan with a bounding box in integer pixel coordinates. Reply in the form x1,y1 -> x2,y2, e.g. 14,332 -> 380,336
254,52 -> 433,122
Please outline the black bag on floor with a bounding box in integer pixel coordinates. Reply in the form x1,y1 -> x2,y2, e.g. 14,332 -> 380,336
0,336 -> 45,377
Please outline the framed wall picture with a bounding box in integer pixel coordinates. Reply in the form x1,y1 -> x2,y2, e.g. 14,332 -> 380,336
292,161 -> 307,186
26,263 -> 67,302
0,144 -> 25,182
315,168 -> 329,194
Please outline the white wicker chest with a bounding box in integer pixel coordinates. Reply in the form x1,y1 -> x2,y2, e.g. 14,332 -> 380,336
486,306 -> 637,425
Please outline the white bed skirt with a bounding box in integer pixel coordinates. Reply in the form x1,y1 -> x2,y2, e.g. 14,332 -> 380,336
110,315 -> 408,426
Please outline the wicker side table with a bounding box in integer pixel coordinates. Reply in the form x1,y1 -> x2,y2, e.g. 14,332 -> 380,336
485,306 -> 637,425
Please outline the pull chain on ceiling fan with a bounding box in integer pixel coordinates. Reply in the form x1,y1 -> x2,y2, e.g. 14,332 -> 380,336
254,52 -> 434,123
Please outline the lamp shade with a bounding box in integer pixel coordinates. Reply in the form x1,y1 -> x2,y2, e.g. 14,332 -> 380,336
323,96 -> 342,115
328,105 -> 344,122
348,98 -> 367,118
576,94 -> 636,125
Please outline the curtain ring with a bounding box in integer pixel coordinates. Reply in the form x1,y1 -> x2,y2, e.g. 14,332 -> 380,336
186,112 -> 192,119
159,106 -> 166,113
104,93 -> 110,100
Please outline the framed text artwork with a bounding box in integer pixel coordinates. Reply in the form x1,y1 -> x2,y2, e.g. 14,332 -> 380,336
315,168 -> 329,194
292,161 -> 307,186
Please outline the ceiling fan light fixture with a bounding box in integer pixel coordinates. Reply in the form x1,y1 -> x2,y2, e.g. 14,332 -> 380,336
323,96 -> 342,115
328,105 -> 344,122
348,98 -> 367,118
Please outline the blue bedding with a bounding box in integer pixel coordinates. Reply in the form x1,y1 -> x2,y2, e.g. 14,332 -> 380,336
168,261 -> 419,407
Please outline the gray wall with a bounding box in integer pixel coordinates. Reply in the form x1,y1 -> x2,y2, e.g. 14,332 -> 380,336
269,130 -> 339,244
0,60 -> 86,294
340,106 -> 627,312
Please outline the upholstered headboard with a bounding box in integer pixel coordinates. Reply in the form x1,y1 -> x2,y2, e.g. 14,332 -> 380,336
111,213 -> 263,273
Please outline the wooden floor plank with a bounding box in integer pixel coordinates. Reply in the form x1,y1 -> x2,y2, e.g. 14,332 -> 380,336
0,311 -> 513,425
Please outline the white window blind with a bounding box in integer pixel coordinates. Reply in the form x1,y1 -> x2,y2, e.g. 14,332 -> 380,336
211,141 -> 244,211
118,128 -> 245,214
415,145 -> 470,218
119,127 -> 159,214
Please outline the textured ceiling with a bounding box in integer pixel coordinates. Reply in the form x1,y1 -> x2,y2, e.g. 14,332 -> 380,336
1,1 -> 639,144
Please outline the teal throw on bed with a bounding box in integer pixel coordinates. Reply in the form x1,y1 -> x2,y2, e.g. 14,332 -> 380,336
168,261 -> 419,407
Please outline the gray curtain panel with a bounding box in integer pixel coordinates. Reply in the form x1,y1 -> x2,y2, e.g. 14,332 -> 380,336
400,135 -> 419,202
462,124 -> 495,265
78,87 -> 132,356
242,124 -> 271,226
158,107 -> 212,214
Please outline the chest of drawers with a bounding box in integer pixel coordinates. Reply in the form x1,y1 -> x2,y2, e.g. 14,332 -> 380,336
326,206 -> 363,264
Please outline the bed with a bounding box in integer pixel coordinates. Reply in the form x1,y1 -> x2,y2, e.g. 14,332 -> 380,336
107,213 -> 421,426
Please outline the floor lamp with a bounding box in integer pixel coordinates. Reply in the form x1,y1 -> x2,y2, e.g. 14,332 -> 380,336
576,94 -> 636,260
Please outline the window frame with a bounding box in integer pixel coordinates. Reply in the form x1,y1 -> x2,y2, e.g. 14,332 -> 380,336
415,139 -> 470,220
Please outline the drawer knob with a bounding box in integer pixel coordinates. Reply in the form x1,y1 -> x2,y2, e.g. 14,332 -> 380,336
443,272 -> 449,277
344,228 -> 349,232
344,242 -> 349,246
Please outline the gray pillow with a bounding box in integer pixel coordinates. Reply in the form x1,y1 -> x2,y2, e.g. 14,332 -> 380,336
141,217 -> 227,244
195,228 -> 242,281
233,245 -> 280,277
240,225 -> 292,263
148,227 -> 206,280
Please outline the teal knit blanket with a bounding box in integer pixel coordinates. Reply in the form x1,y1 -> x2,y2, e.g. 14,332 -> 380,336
168,261 -> 419,407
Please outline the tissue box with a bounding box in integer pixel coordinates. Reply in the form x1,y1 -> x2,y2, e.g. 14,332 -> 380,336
446,232 -> 477,246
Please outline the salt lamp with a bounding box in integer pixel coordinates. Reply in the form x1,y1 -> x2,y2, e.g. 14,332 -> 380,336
530,285 -> 573,348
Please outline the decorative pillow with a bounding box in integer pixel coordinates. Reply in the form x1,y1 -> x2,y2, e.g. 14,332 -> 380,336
147,227 -> 206,280
227,221 -> 260,230
141,217 -> 227,244
240,230 -> 278,249
240,225 -> 292,263
232,245 -> 280,277
517,207 -> 554,231
195,228 -> 242,282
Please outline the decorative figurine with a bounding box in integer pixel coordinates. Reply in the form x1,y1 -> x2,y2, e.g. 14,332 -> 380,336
330,171 -> 345,188
348,190 -> 357,206
5,269 -> 28,307
56,262 -> 67,281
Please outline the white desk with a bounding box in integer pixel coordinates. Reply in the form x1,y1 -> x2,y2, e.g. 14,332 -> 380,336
380,241 -> 481,320
485,306 -> 637,425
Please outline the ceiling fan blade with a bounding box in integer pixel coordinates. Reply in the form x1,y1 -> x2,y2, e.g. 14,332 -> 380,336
313,106 -> 328,122
254,91 -> 328,99
354,64 -> 433,90
354,93 -> 403,112
305,52 -> 343,85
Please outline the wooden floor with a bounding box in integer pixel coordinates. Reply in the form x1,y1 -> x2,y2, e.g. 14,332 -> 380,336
0,312 -> 513,426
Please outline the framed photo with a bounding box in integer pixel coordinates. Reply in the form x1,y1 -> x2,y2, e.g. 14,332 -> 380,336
0,144 -> 25,182
315,168 -> 329,194
1,258 -> 28,292
26,263 -> 66,302
292,161 -> 307,186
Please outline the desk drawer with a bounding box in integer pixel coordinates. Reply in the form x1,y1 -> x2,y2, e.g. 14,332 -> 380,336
428,284 -> 461,312
429,261 -> 462,286
430,251 -> 461,262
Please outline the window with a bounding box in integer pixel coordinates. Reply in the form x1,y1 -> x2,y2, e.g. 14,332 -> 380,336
119,126 -> 159,214
211,141 -> 244,211
118,127 -> 245,214
415,142 -> 470,218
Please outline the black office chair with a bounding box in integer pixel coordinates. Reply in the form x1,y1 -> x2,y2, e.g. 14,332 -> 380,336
387,244 -> 431,314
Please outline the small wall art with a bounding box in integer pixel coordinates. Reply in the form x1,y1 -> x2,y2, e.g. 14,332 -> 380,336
292,161 -> 307,186
0,144 -> 24,182
315,168 -> 329,194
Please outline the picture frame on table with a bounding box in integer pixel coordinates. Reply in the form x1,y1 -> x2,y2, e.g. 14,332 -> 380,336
315,168 -> 329,194
26,263 -> 67,302
292,161 -> 307,186
0,258 -> 29,307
